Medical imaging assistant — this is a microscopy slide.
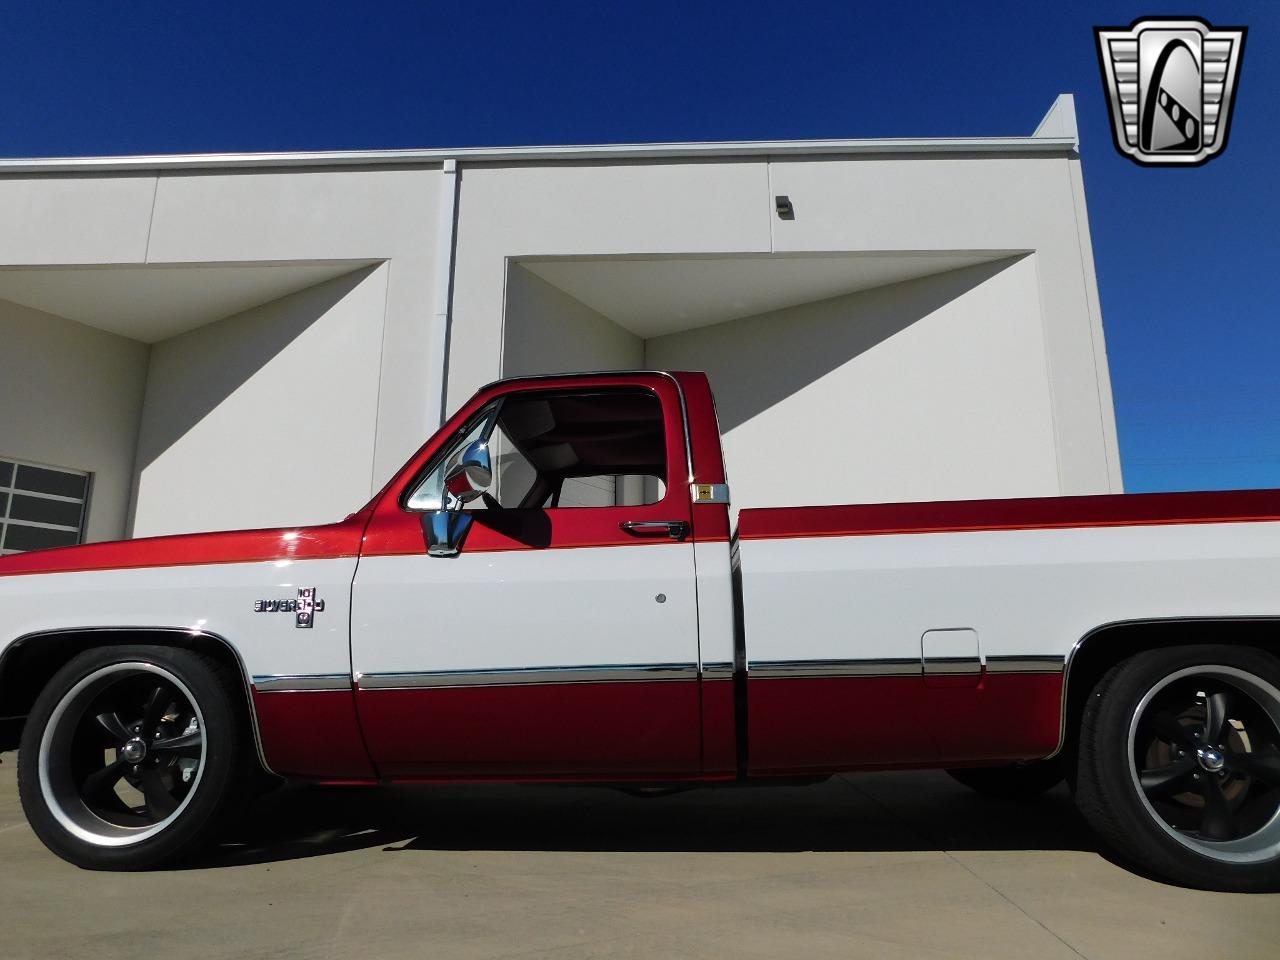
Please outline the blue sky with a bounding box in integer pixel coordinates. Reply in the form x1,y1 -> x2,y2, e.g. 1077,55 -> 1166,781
2,1 -> 1277,492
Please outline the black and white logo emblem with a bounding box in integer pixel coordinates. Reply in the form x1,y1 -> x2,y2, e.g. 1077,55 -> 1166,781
254,587 -> 325,628
1095,17 -> 1246,166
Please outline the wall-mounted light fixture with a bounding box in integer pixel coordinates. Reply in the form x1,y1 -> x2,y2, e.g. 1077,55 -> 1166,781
775,195 -> 795,220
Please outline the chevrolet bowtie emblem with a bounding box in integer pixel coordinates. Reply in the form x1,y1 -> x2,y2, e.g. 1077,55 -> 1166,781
254,587 -> 325,628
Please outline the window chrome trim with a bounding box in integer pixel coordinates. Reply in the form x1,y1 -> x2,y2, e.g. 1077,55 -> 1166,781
357,662 -> 699,690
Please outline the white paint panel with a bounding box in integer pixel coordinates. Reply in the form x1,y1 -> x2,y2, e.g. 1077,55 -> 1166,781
921,628 -> 980,662
740,520 -> 1280,669
0,558 -> 357,680
352,545 -> 699,677
693,539 -> 736,673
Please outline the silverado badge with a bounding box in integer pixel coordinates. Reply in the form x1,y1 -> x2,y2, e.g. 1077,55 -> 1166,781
254,587 -> 325,628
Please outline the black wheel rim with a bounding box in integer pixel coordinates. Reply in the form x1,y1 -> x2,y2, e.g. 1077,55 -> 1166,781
1129,665 -> 1280,862
38,663 -> 206,846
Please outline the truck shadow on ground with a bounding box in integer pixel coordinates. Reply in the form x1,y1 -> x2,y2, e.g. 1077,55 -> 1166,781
194,770 -> 1100,869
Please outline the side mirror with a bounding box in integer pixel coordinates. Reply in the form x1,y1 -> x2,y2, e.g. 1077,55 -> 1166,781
443,440 -> 492,503
426,439 -> 491,556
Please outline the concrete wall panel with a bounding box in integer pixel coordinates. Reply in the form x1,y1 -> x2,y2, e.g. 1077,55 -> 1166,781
447,160 -> 771,409
0,176 -> 155,265
146,169 -> 442,263
645,257 -> 1059,511
501,265 -> 643,378
131,266 -> 388,537
0,299 -> 149,542
770,154 -> 1118,494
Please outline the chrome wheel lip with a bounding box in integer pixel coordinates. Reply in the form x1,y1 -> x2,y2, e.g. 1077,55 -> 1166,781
1128,664 -> 1280,865
37,662 -> 207,848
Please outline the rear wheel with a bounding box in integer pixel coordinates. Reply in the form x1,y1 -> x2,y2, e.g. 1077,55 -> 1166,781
946,759 -> 1064,801
1076,645 -> 1280,891
18,645 -> 251,870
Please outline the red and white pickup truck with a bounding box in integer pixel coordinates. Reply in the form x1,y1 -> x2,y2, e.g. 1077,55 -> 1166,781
3,371 -> 1280,889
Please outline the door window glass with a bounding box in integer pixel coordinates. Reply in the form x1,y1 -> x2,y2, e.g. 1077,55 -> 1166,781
406,389 -> 669,512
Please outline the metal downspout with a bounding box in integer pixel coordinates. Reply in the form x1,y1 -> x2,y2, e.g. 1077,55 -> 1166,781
427,158 -> 460,429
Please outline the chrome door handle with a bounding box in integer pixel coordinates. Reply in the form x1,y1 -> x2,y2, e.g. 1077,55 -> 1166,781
620,520 -> 689,540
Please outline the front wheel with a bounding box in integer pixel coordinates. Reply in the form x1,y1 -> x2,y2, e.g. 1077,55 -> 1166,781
18,645 -> 251,870
1076,644 -> 1280,891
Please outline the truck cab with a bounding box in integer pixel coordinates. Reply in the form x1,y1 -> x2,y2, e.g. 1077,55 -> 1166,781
347,371 -> 737,780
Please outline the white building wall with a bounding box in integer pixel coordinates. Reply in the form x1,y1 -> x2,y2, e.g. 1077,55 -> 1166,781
500,265 -> 643,377
0,176 -> 155,265
768,154 -> 1118,494
0,113 -> 1121,542
448,160 -> 772,404
143,168 -> 446,490
645,256 -> 1059,510
0,299 -> 149,542
449,153 -> 1118,500
130,266 -> 388,536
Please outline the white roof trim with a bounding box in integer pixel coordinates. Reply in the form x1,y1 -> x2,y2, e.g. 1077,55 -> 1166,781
0,136 -> 1076,174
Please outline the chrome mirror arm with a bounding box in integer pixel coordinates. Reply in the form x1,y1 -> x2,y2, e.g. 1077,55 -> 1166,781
425,508 -> 474,557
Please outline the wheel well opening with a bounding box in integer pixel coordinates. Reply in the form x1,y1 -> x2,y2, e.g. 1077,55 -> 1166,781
1061,619 -> 1280,763
0,630 -> 259,761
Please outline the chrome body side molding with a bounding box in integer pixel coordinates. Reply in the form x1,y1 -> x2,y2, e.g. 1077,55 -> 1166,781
251,673 -> 353,693
985,655 -> 1066,674
748,658 -> 921,679
700,660 -> 735,681
357,662 -> 700,690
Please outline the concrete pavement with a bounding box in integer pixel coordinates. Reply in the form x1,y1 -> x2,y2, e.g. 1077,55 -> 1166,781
1,751 -> 1276,959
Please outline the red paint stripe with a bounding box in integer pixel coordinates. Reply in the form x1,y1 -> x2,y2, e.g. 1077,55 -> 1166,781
0,515 -> 369,578
738,488 -> 1280,541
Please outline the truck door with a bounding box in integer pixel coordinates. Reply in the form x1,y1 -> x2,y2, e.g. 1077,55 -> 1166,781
350,377 -> 703,778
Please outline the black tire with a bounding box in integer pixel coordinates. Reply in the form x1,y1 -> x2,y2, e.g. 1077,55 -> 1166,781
17,644 -> 254,870
946,759 -> 1065,801
1076,644 -> 1280,892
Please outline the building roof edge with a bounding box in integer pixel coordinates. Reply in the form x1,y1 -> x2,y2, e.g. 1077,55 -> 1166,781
0,135 -> 1078,174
